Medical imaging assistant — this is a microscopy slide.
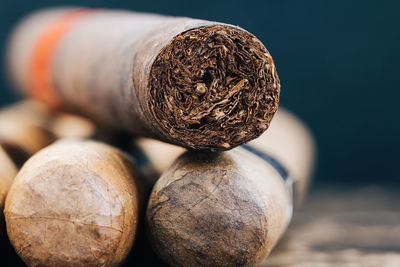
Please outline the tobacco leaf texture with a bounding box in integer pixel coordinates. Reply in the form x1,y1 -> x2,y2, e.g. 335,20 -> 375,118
150,25 -> 280,151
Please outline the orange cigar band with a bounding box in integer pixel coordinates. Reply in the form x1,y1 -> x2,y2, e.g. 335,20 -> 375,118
27,9 -> 94,109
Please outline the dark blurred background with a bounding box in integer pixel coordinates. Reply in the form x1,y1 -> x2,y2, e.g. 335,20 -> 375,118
0,0 -> 399,185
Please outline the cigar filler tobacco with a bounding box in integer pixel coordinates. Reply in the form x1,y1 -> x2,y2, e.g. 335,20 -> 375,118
8,7 -> 280,151
5,139 -> 143,267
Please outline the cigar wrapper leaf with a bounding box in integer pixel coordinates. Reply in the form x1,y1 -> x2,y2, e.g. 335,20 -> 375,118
144,109 -> 315,266
5,139 -> 143,267
8,7 -> 280,151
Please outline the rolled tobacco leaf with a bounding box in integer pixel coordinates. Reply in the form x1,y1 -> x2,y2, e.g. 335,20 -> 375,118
0,101 -> 55,166
0,147 -> 17,228
5,139 -> 143,267
8,7 -> 280,151
144,109 -> 316,266
247,108 -> 316,204
146,148 -> 292,267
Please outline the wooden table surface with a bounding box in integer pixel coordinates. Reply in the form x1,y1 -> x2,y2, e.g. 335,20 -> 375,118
261,185 -> 400,267
2,185 -> 400,266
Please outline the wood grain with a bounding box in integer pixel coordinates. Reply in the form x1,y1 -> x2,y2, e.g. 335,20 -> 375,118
262,186 -> 400,267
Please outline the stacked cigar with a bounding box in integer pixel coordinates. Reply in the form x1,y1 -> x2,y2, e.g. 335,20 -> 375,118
1,7 -> 315,267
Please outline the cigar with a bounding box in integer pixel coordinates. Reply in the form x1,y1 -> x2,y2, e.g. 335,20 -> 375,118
0,101 -> 55,166
144,109 -> 315,266
5,139 -> 142,267
246,108 -> 316,204
0,148 -> 20,266
0,101 -> 53,237
8,7 -> 280,151
49,112 -> 96,139
0,147 -> 17,225
0,100 -> 52,129
0,100 -> 96,139
0,100 -> 134,172
146,148 -> 291,267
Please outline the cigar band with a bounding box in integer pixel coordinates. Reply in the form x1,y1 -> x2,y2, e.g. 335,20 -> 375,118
243,144 -> 295,230
27,9 -> 96,109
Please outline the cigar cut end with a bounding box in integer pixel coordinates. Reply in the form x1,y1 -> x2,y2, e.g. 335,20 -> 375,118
150,25 -> 280,150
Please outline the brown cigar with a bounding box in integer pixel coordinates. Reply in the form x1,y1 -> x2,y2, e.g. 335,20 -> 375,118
0,147 -> 17,225
49,112 -> 96,139
247,108 -> 316,204
0,100 -> 52,129
0,101 -> 54,238
8,7 -> 280,151
0,101 -> 55,166
5,139 -> 142,267
144,109 -> 315,266
146,148 -> 292,267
